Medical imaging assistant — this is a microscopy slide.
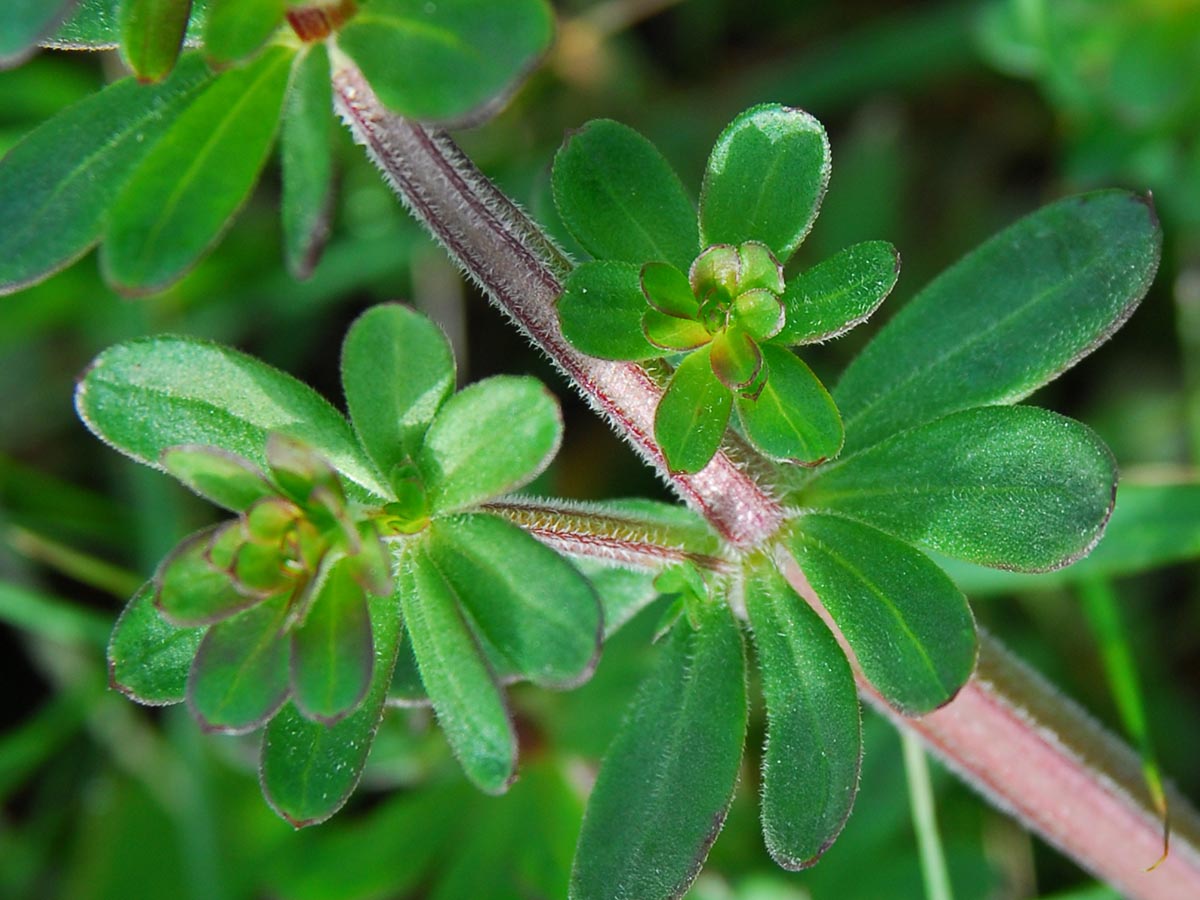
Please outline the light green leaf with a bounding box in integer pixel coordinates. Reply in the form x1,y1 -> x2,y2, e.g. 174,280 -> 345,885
803,406 -> 1117,572
338,0 -> 553,124
643,309 -> 711,352
341,304 -> 455,482
0,54 -> 212,295
108,582 -> 203,705
281,43 -> 333,279
836,191 -> 1162,453
161,445 -> 275,512
48,0 -> 209,49
776,241 -> 899,345
642,262 -> 699,318
399,545 -> 516,794
552,119 -> 699,271
699,104 -> 830,264
419,376 -> 562,513
744,558 -> 860,869
155,524 -> 259,626
570,601 -> 746,900
655,346 -> 732,475
787,514 -> 977,715
428,514 -> 601,688
120,0 -> 193,82
103,45 -> 292,293
736,345 -> 842,464
558,261 -> 660,360
0,0 -> 78,67
75,335 -> 388,501
261,574 -> 404,826
204,0 -> 282,65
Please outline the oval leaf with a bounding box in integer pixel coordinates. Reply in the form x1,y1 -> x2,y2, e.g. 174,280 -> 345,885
735,344 -> 842,464
803,406 -> 1118,572
156,524 -> 259,626
108,581 -> 203,705
204,0 -> 282,65
835,190 -> 1162,453
161,445 -> 275,512
558,261 -> 660,360
699,104 -> 830,264
552,119 -> 699,272
120,0 -> 192,81
654,346 -> 732,475
776,241 -> 900,345
281,42 -> 333,279
570,601 -> 746,900
787,513 -> 977,715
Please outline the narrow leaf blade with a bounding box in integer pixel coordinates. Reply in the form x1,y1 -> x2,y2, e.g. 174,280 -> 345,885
108,581 -> 203,705
281,43 -> 334,279
736,344 -> 842,464
777,241 -> 900,345
654,347 -> 732,475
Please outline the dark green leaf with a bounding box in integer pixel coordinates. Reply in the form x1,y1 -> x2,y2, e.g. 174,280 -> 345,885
776,241 -> 899,345
787,513 -> 977,714
655,346 -> 732,474
103,45 -> 292,293
699,104 -> 830,263
75,335 -> 388,501
428,514 -> 601,688
261,574 -> 404,826
399,545 -> 516,793
0,0 -> 78,67
419,376 -> 562,513
744,558 -> 860,869
156,524 -> 259,626
120,0 -> 193,81
187,593 -> 290,733
552,119 -> 699,271
836,191 -> 1162,452
204,0 -> 282,65
281,43 -> 333,279
386,632 -> 428,706
642,262 -> 699,317
337,0 -> 553,124
108,582 -> 203,705
570,602 -> 746,900
558,261 -> 660,360
341,304 -> 455,481
803,406 -> 1117,572
161,445 -> 275,512
0,55 -> 212,295
736,345 -> 842,464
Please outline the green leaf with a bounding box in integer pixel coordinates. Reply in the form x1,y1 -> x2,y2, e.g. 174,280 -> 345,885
776,241 -> 900,345
836,191 -> 1162,452
281,43 -> 334,279
710,327 -> 763,393
787,513 -> 977,715
399,545 -> 516,794
641,262 -> 699,318
744,558 -> 860,869
337,0 -> 553,124
75,335 -> 388,501
0,0 -> 78,67
103,45 -> 293,293
735,345 -> 842,464
0,55 -> 212,295
156,524 -> 259,626
552,119 -> 699,271
699,104 -> 830,264
428,514 -> 601,688
387,632 -> 428,706
203,0 -> 282,65
49,0 -> 209,49
643,310 -> 711,352
120,0 -> 193,82
341,304 -> 455,481
803,406 -> 1117,572
290,558 -> 374,725
558,261 -> 660,361
261,574 -> 404,826
161,445 -> 275,512
187,593 -> 290,733
108,582 -> 204,705
419,376 -> 562,513
654,346 -> 732,475
570,602 -> 746,900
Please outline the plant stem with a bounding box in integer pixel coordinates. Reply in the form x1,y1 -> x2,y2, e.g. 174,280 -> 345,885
902,729 -> 955,900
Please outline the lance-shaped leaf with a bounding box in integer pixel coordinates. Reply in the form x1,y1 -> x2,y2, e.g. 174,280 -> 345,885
399,546 -> 516,794
103,45 -> 292,293
836,190 -> 1162,453
0,55 -> 212,295
776,241 -> 900,345
156,525 -> 260,626
0,0 -> 78,67
558,261 -> 660,360
787,514 -> 977,714
161,445 -> 275,512
75,335 -> 387,500
120,0 -> 193,81
187,593 -> 290,733
699,104 -> 830,264
736,345 -> 842,464
204,0 -> 282,65
290,557 -> 374,724
342,304 -> 455,481
428,514 -> 601,688
744,558 -> 861,870
553,119 -> 699,272
419,376 -> 562,514
570,601 -> 746,900
109,581 -> 203,705
803,406 -> 1117,572
281,43 -> 333,279
655,346 -> 732,475
261,574 -> 404,826
337,0 -> 553,124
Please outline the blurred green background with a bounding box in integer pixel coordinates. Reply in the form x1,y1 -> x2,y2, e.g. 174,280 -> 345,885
2,1 -> 1199,897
